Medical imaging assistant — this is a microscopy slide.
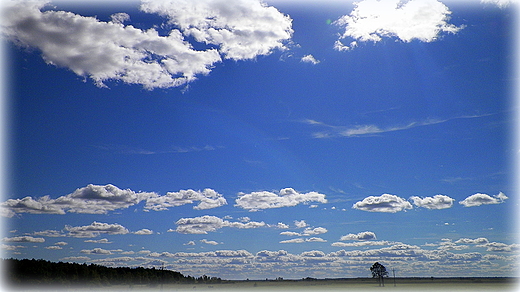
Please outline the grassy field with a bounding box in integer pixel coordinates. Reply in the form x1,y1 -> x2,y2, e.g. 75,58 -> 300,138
24,277 -> 515,291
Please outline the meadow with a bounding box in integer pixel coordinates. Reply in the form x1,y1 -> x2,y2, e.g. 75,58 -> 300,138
37,277 -> 515,292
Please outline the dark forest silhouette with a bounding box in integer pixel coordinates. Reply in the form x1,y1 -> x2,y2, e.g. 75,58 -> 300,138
3,258 -> 221,287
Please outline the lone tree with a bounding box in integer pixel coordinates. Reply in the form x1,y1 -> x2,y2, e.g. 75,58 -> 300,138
370,262 -> 389,287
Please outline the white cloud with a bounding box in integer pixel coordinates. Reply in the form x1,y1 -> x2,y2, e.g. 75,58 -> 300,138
410,195 -> 454,209
55,241 -> 68,246
45,245 -> 63,250
271,222 -> 290,229
307,237 -> 327,242
174,215 -> 266,234
307,114 -> 494,139
140,0 -> 293,61
1,1 -> 222,89
175,215 -> 224,234
340,231 -> 377,241
133,229 -> 154,235
61,256 -> 90,262
352,194 -> 412,213
331,240 -> 391,247
80,247 -> 113,255
294,220 -> 309,228
280,231 -> 301,237
301,54 -> 320,64
110,12 -> 130,24
2,236 -> 45,243
280,238 -> 305,244
302,227 -> 328,236
84,238 -> 112,244
1,184 -> 156,216
184,241 -> 196,246
459,192 -> 508,207
200,239 -> 219,245
455,238 -> 489,245
144,189 -> 227,211
280,227 -> 328,237
64,222 -> 130,238
477,242 -> 520,252
235,188 -> 327,211
1,185 -> 229,217
334,0 -> 463,46
481,0 -> 517,8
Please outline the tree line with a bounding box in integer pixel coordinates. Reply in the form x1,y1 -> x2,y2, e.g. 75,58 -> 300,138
2,258 -> 222,287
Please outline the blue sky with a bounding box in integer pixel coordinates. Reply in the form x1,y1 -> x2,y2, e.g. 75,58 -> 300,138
1,0 -> 518,280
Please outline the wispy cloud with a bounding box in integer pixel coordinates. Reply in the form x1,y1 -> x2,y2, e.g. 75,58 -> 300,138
95,144 -> 218,155
305,113 -> 495,138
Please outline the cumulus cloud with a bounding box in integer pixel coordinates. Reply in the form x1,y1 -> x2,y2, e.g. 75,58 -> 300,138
301,54 -> 320,64
410,195 -> 454,209
133,229 -> 154,235
84,238 -> 112,244
200,239 -> 219,245
332,240 -> 392,247
1,1 -> 223,89
294,220 -> 309,228
340,231 -> 377,241
64,222 -> 129,238
1,184 -> 156,216
271,222 -> 290,229
455,238 -> 489,245
2,0 -> 293,89
477,242 -> 520,252
280,237 -> 327,244
1,184 -> 229,217
235,188 -> 327,211
45,245 -> 63,250
144,189 -> 227,211
80,247 -> 113,255
280,227 -> 328,237
280,238 -> 305,244
2,236 -> 45,243
140,0 -> 293,61
459,192 -> 508,207
174,215 -> 266,234
334,0 -> 463,49
110,12 -> 130,24
352,194 -> 412,213
481,0 -> 517,8
302,227 -> 328,236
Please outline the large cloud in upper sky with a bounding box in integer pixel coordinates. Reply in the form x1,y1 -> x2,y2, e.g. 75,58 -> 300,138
235,188 -> 327,211
459,192 -> 508,207
1,0 -> 292,89
140,0 -> 293,61
352,194 -> 412,213
334,0 -> 463,50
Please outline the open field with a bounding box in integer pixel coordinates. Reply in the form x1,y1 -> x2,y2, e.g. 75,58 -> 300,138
7,278 -> 518,291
